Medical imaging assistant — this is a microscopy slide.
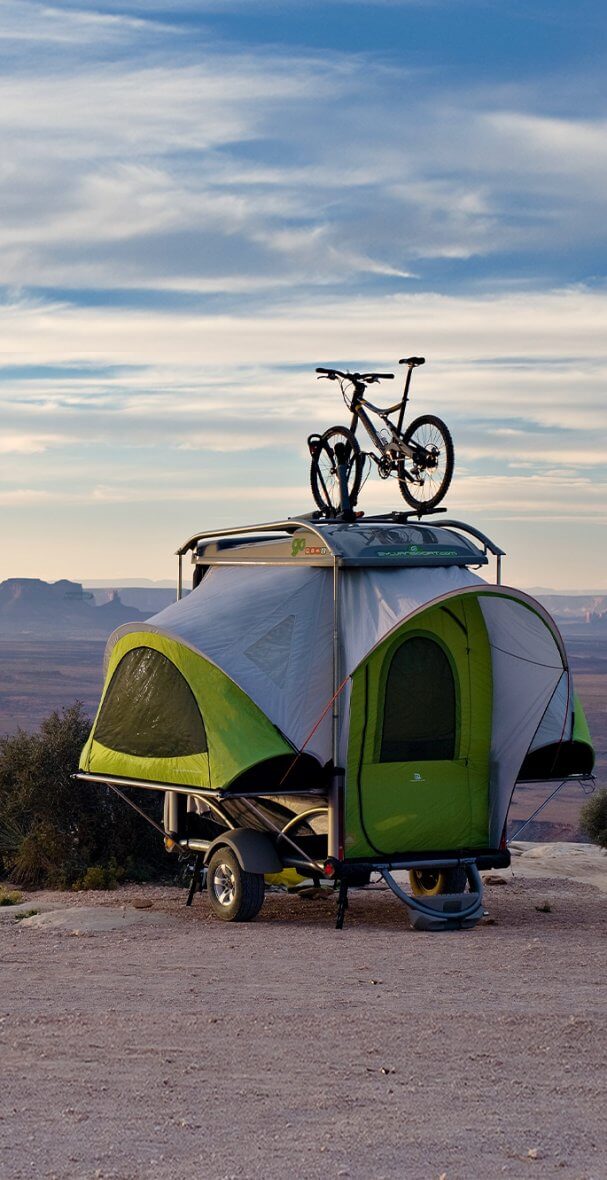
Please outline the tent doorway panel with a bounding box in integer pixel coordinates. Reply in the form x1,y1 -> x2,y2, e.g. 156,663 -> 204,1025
345,598 -> 492,858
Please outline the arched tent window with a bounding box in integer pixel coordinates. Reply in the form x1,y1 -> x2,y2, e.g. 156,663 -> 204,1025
94,647 -> 207,758
380,635 -> 456,762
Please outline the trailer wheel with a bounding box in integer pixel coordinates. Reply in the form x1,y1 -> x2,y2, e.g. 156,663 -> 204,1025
409,867 -> 467,896
206,848 -> 265,922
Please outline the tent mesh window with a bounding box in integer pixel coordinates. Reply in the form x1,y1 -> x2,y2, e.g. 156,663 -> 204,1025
94,647 -> 207,758
380,636 -> 456,762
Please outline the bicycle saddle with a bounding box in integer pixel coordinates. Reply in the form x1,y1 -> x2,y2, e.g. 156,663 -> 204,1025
399,356 -> 425,367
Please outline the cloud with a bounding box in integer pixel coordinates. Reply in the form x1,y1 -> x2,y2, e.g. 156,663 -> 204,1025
1,12 -> 605,296
0,433 -> 65,454
1,2 -> 605,584
1,287 -> 605,517
0,488 -> 56,505
0,2 -> 166,46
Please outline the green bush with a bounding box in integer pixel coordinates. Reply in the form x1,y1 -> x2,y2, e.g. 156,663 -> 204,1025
75,864 -> 118,891
0,888 -> 22,906
580,789 -> 607,849
0,703 -> 168,889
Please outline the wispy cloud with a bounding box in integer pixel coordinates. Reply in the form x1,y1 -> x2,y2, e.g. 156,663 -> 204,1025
1,12 -> 605,295
1,0 -> 605,585
0,433 -> 66,455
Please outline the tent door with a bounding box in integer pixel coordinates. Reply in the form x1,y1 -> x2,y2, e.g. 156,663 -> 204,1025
345,599 -> 492,857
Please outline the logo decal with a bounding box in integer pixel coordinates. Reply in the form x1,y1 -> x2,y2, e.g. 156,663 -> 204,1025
291,538 -> 328,557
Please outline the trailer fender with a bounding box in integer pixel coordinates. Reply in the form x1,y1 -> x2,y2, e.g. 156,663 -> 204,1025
204,828 -> 283,875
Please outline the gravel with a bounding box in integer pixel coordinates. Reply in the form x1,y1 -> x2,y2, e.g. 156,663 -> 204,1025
0,874 -> 605,1180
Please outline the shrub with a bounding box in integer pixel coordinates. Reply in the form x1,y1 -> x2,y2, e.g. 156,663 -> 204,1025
579,789 -> 607,849
0,702 -> 168,889
0,888 -> 22,906
75,864 -> 118,891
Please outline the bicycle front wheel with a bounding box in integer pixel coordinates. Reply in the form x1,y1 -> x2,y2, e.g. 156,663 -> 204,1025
310,425 -> 363,515
398,414 -> 454,510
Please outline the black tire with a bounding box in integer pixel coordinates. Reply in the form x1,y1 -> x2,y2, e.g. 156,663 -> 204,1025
409,866 -> 467,896
310,425 -> 363,515
206,847 -> 265,922
398,414 -> 454,509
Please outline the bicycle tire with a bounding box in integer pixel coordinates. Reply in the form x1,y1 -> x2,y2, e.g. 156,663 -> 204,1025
310,425 -> 363,515
398,414 -> 454,509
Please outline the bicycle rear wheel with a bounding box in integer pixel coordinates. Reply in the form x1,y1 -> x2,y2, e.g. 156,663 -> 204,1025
310,425 -> 363,515
398,414 -> 454,509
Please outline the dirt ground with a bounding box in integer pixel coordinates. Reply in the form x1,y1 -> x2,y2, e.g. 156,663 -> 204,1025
1,872 -> 606,1180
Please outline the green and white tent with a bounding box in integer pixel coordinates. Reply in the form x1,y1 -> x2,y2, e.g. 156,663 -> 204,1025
80,519 -> 594,860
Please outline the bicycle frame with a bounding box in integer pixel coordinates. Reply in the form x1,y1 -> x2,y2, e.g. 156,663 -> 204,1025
348,376 -> 416,463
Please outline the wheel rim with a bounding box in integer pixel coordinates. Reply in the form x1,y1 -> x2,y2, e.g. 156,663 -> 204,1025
317,446 -> 357,510
212,862 -> 237,906
410,869 -> 442,896
314,430 -> 360,512
404,422 -> 449,504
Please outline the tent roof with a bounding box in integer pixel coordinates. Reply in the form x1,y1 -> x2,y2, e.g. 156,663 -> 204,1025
178,515 -> 500,570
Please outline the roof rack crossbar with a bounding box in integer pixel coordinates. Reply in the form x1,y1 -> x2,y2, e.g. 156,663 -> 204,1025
176,518 -> 325,557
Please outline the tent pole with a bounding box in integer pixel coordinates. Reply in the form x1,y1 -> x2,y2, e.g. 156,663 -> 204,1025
496,553 -> 502,584
509,778 -> 569,840
177,553 -> 183,601
328,557 -> 341,860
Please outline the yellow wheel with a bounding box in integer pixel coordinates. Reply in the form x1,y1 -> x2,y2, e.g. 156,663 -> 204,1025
409,867 -> 467,896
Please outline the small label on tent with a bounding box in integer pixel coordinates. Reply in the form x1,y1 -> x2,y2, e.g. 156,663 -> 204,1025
376,547 -> 460,558
291,538 -> 329,557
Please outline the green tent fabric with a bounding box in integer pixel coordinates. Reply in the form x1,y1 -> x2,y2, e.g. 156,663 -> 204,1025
79,630 -> 294,790
79,544 -> 595,861
345,597 -> 493,858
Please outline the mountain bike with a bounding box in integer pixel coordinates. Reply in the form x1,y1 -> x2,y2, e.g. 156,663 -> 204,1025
308,356 -> 454,515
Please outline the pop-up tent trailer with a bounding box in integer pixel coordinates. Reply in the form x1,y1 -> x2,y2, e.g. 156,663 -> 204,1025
77,513 -> 594,930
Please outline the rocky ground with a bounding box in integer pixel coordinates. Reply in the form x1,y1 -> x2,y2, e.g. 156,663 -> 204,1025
0,857 -> 605,1180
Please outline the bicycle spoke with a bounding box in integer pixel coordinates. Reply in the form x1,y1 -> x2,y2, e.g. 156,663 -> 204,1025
399,414 -> 453,508
316,458 -> 333,508
311,429 -> 361,513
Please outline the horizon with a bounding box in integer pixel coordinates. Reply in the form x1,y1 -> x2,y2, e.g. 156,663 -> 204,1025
3,572 -> 607,598
1,0 -> 606,589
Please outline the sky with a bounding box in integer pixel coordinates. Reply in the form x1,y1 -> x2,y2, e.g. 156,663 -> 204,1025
1,0 -> 606,588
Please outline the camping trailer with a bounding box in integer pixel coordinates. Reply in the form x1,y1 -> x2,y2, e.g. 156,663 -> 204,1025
77,513 -> 594,930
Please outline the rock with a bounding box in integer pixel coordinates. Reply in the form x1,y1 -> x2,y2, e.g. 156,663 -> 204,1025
483,874 -> 508,885
18,906 -> 171,933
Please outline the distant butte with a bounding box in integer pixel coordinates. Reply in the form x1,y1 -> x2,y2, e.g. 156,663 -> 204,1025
0,578 -> 147,638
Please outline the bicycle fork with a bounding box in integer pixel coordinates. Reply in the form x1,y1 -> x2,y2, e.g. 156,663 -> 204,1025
334,440 -> 354,515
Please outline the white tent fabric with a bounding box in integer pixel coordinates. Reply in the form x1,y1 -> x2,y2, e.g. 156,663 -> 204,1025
139,564 -> 570,847
337,566 -> 483,764
339,566 -> 483,675
147,564 -> 482,762
477,595 -> 566,844
150,566 -> 335,761
528,673 -> 571,751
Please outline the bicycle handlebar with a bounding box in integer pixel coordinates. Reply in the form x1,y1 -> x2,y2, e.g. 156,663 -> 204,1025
315,367 -> 394,382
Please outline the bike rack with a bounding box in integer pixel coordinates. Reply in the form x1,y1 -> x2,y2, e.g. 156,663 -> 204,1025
332,510 -> 506,583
